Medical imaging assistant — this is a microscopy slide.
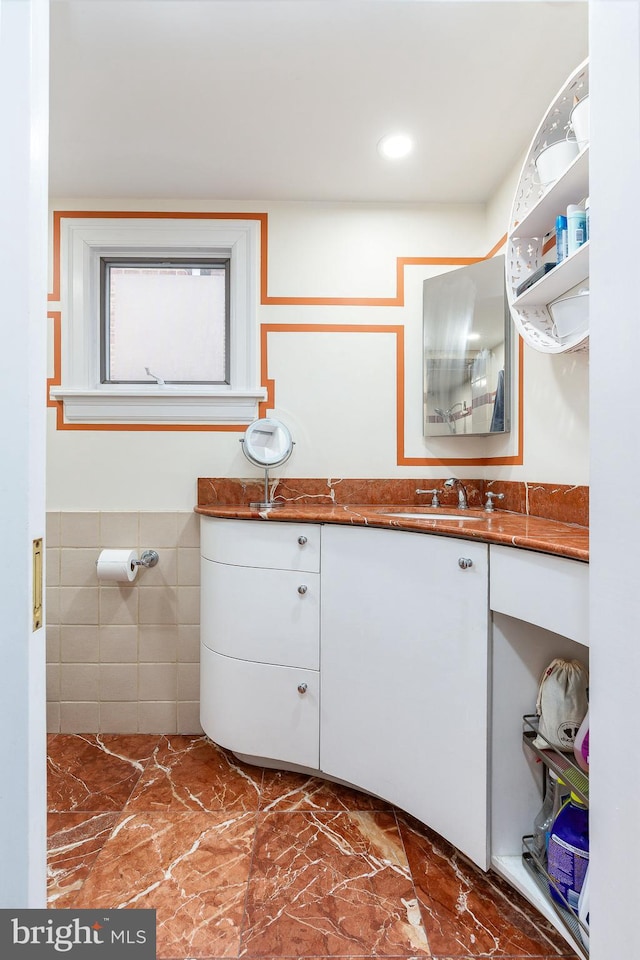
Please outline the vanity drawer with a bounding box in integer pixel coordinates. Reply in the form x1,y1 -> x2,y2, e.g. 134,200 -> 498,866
200,516 -> 320,572
200,645 -> 319,768
490,544 -> 588,645
201,558 -> 320,668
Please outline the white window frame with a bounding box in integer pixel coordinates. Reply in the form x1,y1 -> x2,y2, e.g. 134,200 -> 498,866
50,216 -> 266,423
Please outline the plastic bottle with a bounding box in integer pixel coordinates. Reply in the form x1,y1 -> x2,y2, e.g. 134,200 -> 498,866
547,791 -> 589,911
584,197 -> 590,242
555,214 -> 568,263
567,203 -> 587,255
573,708 -> 589,772
578,862 -> 590,950
532,770 -> 568,863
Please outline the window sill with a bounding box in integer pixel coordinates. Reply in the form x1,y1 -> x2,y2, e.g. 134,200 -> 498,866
49,386 -> 267,424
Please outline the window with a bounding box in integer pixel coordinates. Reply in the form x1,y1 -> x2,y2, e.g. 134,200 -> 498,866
100,258 -> 230,385
50,216 -> 265,424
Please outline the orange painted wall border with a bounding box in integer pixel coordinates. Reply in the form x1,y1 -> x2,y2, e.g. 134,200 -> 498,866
258,322 -> 524,468
47,210 -> 521,463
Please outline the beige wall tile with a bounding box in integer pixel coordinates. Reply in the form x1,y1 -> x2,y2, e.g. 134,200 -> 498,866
47,587 -> 60,625
61,548 -> 100,587
47,664 -> 60,700
138,548 -> 177,586
60,512 -> 100,548
138,587 -> 177,625
177,512 -> 200,548
178,624 -> 200,662
99,585 -> 138,625
99,701 -> 139,733
99,512 -> 139,548
61,625 -> 99,663
177,548 -> 200,586
139,663 -> 177,701
47,701 -> 61,733
177,701 -> 203,735
47,625 -> 61,663
139,625 -> 178,662
139,512 -> 178,548
46,512 -> 61,548
60,663 -> 100,701
46,548 -> 60,587
60,701 -> 99,733
59,587 -> 100,625
99,625 -> 138,662
99,663 -> 138,701
177,662 -> 199,701
138,701 -> 177,734
177,586 -> 200,625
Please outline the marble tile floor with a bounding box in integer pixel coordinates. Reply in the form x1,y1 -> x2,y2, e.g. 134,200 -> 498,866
47,734 -> 578,960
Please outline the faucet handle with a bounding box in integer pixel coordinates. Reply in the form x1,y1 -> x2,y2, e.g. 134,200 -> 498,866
416,488 -> 441,507
484,491 -> 505,512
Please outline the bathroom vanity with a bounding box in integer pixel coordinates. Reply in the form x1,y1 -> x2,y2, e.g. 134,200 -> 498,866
198,505 -> 589,956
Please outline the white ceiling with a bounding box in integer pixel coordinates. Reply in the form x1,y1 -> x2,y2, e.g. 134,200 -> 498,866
49,0 -> 589,204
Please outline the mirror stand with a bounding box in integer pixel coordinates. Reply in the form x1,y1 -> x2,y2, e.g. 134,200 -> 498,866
249,466 -> 279,511
240,418 -> 295,509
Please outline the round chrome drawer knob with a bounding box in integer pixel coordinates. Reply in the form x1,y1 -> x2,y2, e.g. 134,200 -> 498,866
297,683 -> 308,694
298,536 -> 308,545
298,584 -> 308,595
458,558 -> 473,569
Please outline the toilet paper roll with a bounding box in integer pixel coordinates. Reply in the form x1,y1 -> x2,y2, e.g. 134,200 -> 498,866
96,549 -> 138,583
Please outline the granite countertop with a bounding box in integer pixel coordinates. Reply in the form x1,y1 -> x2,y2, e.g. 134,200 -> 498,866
195,502 -> 589,562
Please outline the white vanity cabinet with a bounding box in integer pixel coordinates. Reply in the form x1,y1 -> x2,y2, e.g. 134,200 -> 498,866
320,524 -> 490,869
199,517 -> 321,767
489,544 -> 589,955
198,513 -> 590,933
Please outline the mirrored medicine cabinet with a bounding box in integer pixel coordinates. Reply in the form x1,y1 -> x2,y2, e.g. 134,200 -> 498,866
423,254 -> 511,438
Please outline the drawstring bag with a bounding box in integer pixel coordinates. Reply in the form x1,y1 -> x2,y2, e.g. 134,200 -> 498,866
532,658 -> 589,752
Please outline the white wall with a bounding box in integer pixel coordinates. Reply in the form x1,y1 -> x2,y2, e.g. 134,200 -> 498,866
47,191 -> 589,511
589,2 -> 640,957
0,0 -> 49,907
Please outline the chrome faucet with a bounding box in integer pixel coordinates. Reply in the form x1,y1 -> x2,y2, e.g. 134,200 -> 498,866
416,488 -> 441,507
444,477 -> 468,509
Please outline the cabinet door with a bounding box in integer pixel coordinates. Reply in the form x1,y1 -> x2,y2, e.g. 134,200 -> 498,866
201,558 -> 319,668
200,645 -> 319,768
320,525 -> 489,869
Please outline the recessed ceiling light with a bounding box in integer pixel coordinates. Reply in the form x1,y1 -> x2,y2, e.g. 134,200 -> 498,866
377,133 -> 413,160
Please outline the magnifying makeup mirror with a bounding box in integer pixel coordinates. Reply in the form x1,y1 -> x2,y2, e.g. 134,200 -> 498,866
240,418 -> 294,509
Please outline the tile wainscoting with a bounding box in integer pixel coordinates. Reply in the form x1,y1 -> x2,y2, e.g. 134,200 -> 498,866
46,481 -> 588,735
46,511 -> 203,734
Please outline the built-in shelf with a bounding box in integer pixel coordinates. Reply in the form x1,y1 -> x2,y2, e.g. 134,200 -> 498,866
522,715 -> 589,806
522,838 -> 589,958
519,715 -> 589,958
491,854 -> 587,960
510,147 -> 589,241
507,59 -> 589,354
513,242 -> 589,309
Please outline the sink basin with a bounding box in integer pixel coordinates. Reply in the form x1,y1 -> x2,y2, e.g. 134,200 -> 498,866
380,512 -> 486,521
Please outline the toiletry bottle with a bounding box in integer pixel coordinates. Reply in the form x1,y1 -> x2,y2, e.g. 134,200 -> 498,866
567,203 -> 587,255
584,197 -> 590,242
573,708 -> 589,772
532,770 -> 568,863
555,215 -> 568,263
547,791 -> 589,912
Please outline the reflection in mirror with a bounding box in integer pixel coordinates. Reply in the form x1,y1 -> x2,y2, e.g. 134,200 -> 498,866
240,418 -> 294,509
423,255 -> 510,437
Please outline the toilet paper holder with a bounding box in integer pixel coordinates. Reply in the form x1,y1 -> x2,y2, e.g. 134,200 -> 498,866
135,550 -> 159,568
